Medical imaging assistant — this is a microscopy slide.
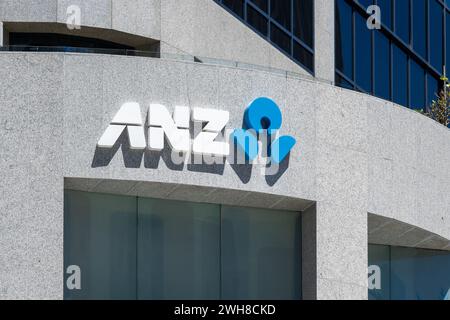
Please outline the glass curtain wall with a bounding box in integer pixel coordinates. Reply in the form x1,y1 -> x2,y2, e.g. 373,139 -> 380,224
214,0 -> 315,74
64,190 -> 302,300
369,244 -> 450,300
336,0 -> 450,112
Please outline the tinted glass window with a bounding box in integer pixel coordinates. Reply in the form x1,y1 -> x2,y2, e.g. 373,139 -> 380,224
9,32 -> 134,51
64,191 -> 137,300
410,60 -> 425,110
447,11 -> 450,73
223,0 -> 245,18
293,40 -> 314,70
427,73 -> 439,108
395,0 -> 410,44
430,0 -> 443,71
250,0 -> 268,12
368,245 -> 391,300
335,0 -> 447,111
390,247 -> 450,300
393,45 -> 408,106
412,0 -> 427,59
336,73 -> 354,89
374,31 -> 390,100
355,13 -> 372,93
369,245 -> 450,300
294,0 -> 314,48
247,3 -> 268,35
137,198 -> 220,300
271,0 -> 291,30
215,0 -> 314,74
378,0 -> 392,30
221,206 -> 301,300
336,0 -> 354,80
64,190 -> 302,300
357,0 -> 372,9
271,22 -> 291,53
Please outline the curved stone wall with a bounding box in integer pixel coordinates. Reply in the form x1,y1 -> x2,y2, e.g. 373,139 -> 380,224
0,0 -> 160,39
0,52 -> 449,299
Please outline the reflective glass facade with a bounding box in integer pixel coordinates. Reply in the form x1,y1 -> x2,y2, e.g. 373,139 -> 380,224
336,0 -> 450,111
214,0 -> 315,74
369,244 -> 450,300
64,190 -> 302,300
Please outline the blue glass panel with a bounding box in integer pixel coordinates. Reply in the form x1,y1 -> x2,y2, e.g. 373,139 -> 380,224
250,0 -> 268,12
446,11 -> 450,73
374,31 -> 390,100
335,0 -> 354,80
223,0 -> 244,18
395,0 -> 410,44
378,0 -> 392,30
357,0 -> 372,9
336,73 -> 354,89
368,245 -> 391,300
410,59 -> 425,110
391,247 -> 450,300
221,206 -> 302,300
393,45 -> 408,106
369,245 -> 450,300
355,13 -> 372,93
427,73 -> 439,109
247,3 -> 268,36
430,0 -> 443,72
412,0 -> 426,59
271,0 -> 291,30
270,22 -> 291,54
64,190 -> 137,300
137,198 -> 220,300
294,0 -> 314,47
293,40 -> 314,70
214,0 -> 314,74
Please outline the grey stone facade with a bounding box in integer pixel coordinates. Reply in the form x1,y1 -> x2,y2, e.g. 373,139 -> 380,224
0,0 -> 449,300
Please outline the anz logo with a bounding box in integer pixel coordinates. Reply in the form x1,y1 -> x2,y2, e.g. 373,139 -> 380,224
232,97 -> 296,164
97,97 -> 296,168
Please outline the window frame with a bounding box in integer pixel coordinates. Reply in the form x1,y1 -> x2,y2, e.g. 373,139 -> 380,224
336,0 -> 449,111
214,0 -> 315,74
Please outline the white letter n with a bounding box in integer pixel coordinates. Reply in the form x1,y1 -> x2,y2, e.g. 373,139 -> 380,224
148,104 -> 190,153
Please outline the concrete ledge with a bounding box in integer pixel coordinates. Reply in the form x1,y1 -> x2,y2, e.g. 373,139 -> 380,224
0,21 -> 3,46
3,22 -> 158,49
0,0 -> 161,39
64,178 -> 314,212
369,214 -> 450,251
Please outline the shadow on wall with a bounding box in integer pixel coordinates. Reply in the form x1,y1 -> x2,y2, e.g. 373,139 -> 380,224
91,130 -> 288,185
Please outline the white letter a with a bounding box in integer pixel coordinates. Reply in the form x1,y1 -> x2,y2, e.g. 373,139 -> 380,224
97,102 -> 146,150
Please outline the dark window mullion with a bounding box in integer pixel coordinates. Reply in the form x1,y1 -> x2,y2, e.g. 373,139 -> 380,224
410,0 -> 414,48
393,0 -> 396,34
336,68 -> 355,85
443,3 -> 446,74
244,0 -> 248,20
389,38 -> 392,100
371,23 -> 375,95
352,6 -> 356,86
268,0 -> 271,46
290,0 -> 294,58
427,0 -> 430,63
292,36 -> 314,54
407,57 -> 411,108
442,1 -> 445,74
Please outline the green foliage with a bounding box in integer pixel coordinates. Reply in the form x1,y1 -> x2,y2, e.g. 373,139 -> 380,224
415,76 -> 450,128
